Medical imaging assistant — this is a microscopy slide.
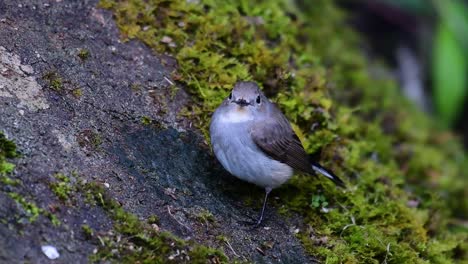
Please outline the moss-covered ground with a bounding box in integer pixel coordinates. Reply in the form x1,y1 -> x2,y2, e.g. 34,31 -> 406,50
99,0 -> 468,262
0,132 -> 230,262
0,132 -> 17,175
81,182 -> 228,263
0,133 -> 43,223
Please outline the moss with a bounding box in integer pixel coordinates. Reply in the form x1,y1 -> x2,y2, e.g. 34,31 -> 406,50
1,175 -> 20,186
7,192 -> 42,223
101,0 -> 468,262
0,133 -> 17,159
82,182 -> 228,263
43,71 -> 64,91
50,173 -> 73,201
196,208 -> 215,225
169,85 -> 179,100
81,224 -> 94,239
72,88 -> 83,98
0,132 -> 17,174
140,116 -> 151,125
147,215 -> 159,224
216,235 -> 228,243
78,48 -> 90,60
0,134 -> 42,223
130,82 -> 142,91
1,133 -> 62,227
77,129 -> 103,151
43,72 -> 85,98
48,213 -> 61,227
189,246 -> 228,264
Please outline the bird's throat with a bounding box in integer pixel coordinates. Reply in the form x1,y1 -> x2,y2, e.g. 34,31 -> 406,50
220,108 -> 253,123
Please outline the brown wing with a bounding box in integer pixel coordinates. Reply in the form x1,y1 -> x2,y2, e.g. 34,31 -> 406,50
250,111 -> 312,174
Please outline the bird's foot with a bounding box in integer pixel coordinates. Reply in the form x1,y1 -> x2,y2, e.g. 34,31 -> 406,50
240,216 -> 265,230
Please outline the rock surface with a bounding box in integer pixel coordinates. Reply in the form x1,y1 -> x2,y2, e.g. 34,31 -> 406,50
0,1 -> 312,263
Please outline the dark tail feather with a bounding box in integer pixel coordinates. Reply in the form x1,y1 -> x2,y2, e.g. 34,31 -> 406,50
311,162 -> 345,188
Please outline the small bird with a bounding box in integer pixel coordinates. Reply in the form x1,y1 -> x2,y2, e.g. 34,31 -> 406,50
210,81 -> 344,226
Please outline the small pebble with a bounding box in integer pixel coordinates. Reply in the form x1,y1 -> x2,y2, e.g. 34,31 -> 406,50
151,223 -> 160,232
161,36 -> 173,43
41,245 -> 60,260
20,65 -> 34,75
407,200 -> 419,208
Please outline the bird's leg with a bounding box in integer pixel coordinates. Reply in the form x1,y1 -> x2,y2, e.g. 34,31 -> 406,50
253,188 -> 272,227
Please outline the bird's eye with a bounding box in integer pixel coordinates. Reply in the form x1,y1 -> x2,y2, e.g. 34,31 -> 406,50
228,93 -> 232,100
256,95 -> 261,104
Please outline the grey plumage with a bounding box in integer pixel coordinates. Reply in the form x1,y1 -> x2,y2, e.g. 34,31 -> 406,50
210,81 -> 344,225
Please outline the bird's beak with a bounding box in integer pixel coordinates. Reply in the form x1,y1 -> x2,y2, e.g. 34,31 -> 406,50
234,99 -> 250,107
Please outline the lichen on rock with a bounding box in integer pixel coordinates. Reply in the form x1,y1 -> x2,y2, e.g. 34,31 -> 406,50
0,46 -> 50,111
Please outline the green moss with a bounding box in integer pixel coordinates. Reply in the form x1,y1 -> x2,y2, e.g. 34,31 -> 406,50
72,88 -> 83,98
101,0 -> 468,262
169,85 -> 179,100
91,135 -> 102,147
48,213 -> 61,227
130,82 -> 141,91
43,72 -> 64,91
82,182 -> 228,263
0,132 -> 17,174
1,133 -> 62,227
147,215 -> 159,224
1,175 -> 20,186
189,245 -> 228,264
8,192 -> 42,223
81,224 -> 94,239
196,208 -> 215,225
77,129 -> 103,150
140,116 -> 151,125
0,134 -> 42,223
50,173 -> 73,201
216,235 -> 228,243
78,48 -> 90,60
0,133 -> 17,159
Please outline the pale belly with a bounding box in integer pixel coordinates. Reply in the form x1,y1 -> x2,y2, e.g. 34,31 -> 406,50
210,118 -> 293,189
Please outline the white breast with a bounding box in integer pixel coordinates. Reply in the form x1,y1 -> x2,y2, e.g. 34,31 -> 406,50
218,108 -> 254,123
210,111 -> 293,189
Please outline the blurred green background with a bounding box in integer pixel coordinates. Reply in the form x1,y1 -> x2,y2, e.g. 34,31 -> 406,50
341,0 -> 468,141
